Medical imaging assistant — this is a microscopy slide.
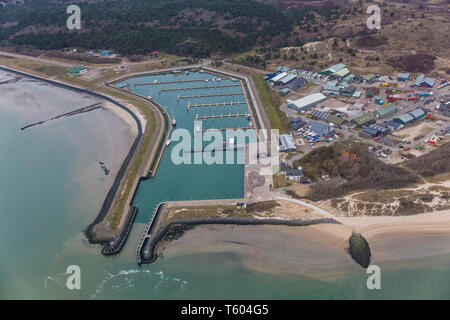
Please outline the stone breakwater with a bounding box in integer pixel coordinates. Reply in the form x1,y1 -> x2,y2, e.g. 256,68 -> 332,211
138,216 -> 341,264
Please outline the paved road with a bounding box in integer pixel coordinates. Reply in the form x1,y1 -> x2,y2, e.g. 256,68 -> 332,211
277,196 -> 337,219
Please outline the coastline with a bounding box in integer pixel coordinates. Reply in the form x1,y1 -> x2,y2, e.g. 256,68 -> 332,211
156,208 -> 450,277
0,65 -> 145,253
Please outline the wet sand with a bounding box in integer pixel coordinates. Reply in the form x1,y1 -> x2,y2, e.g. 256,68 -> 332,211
160,206 -> 450,278
0,69 -> 137,195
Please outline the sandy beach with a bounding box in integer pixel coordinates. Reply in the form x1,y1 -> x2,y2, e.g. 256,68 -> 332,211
159,203 -> 450,278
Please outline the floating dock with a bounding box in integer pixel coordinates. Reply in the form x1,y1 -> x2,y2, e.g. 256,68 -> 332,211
159,84 -> 241,92
135,78 -> 223,86
185,144 -> 245,153
197,126 -> 254,134
187,101 -> 247,110
178,92 -> 243,101
195,112 -> 250,121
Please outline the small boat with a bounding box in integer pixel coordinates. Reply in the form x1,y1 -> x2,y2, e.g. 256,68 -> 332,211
172,118 -> 176,126
166,139 -> 172,146
153,80 -> 158,84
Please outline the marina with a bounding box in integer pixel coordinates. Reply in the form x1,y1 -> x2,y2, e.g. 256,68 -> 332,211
187,101 -> 247,110
177,92 -> 243,101
159,84 -> 241,92
195,112 -> 251,121
134,78 -> 223,86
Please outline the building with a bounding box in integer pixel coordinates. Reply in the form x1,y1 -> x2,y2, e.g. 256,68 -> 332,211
327,114 -> 344,125
307,121 -> 336,137
393,113 -> 414,126
361,124 -> 389,137
280,88 -> 290,95
309,109 -> 329,121
363,74 -> 376,83
398,73 -> 410,81
286,77 -> 308,90
322,81 -> 341,95
352,113 -> 375,127
409,108 -> 426,120
269,72 -> 288,85
365,87 -> 379,98
341,85 -> 357,96
290,117 -> 306,130
412,74 -> 435,88
352,91 -> 362,98
280,73 -> 297,86
321,63 -> 346,76
287,93 -> 327,112
150,50 -> 160,57
334,67 -> 350,79
67,66 -> 88,76
279,134 -> 296,152
285,167 -> 304,182
373,103 -> 398,119
386,120 -> 404,131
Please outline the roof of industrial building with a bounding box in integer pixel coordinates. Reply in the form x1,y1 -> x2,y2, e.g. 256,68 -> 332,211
334,67 -> 350,77
308,121 -> 334,136
352,113 -> 374,125
374,104 -> 398,118
323,81 -> 341,92
342,85 -> 356,94
422,77 -> 435,87
279,73 -> 297,84
280,134 -> 296,151
288,93 -> 327,110
270,72 -> 288,82
309,109 -> 329,120
67,66 -> 87,74
363,74 -> 376,81
322,63 -> 346,74
398,72 -> 410,79
412,74 -> 425,86
286,169 -> 303,177
327,114 -> 344,125
409,108 -> 425,119
352,91 -> 362,98
394,113 -> 414,124
386,120 -> 403,130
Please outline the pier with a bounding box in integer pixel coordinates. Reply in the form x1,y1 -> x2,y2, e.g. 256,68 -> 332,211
134,78 -> 223,86
194,126 -> 254,135
159,84 -> 241,93
195,112 -> 250,121
177,92 -> 243,101
184,144 -> 245,153
187,101 -> 247,110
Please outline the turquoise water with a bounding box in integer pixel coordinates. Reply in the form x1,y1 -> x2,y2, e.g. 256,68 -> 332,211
115,71 -> 255,223
2,72 -> 450,300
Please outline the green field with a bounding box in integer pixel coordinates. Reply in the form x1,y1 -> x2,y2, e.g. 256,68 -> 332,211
252,73 -> 290,133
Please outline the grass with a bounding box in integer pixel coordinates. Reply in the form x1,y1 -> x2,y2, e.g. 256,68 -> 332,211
252,73 -> 290,133
94,87 -> 158,230
272,173 -> 292,189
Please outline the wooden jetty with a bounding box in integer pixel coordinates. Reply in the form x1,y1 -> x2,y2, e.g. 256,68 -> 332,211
187,101 -> 247,110
195,112 -> 250,121
159,84 -> 240,93
134,78 -> 223,86
177,92 -> 243,101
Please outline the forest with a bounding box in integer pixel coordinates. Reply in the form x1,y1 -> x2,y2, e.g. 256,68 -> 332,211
0,0 -> 342,58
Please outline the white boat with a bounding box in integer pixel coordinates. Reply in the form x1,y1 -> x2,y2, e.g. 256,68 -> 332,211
172,119 -> 176,126
166,139 -> 172,146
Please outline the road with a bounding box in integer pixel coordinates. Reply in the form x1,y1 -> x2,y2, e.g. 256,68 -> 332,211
277,196 -> 337,219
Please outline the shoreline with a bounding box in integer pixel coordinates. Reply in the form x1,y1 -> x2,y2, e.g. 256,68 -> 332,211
154,207 -> 450,277
0,65 -> 145,254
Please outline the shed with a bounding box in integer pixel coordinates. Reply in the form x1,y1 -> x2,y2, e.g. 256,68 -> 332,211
341,85 -> 357,96
327,114 -> 344,125
321,63 -> 346,76
393,113 -> 414,126
409,108 -> 425,120
67,66 -> 88,75
373,104 -> 398,119
398,73 -> 410,81
287,93 -> 327,111
352,113 -> 374,126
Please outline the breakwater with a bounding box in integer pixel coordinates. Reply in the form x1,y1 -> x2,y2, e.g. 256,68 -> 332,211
0,66 -> 143,256
138,216 -> 341,264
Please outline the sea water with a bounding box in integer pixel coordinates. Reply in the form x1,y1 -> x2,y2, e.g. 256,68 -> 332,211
1,71 -> 450,299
